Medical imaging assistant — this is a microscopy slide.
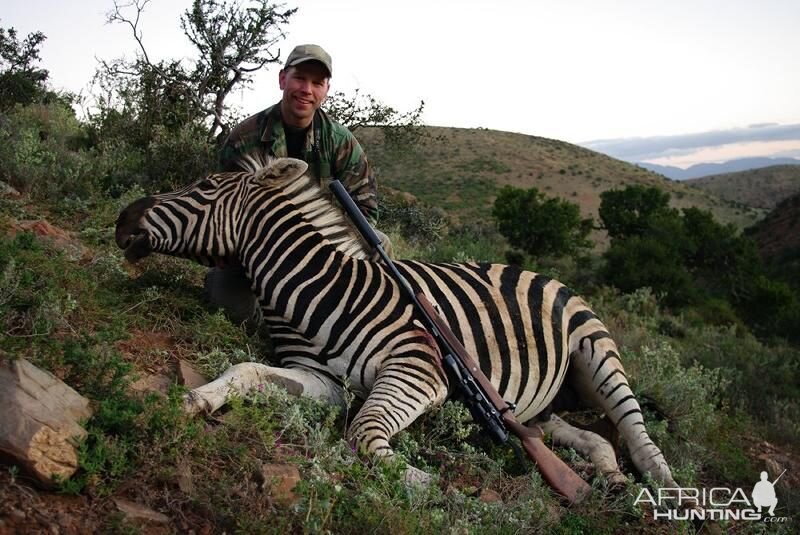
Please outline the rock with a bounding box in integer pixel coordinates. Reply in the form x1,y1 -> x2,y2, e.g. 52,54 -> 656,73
479,488 -> 503,503
403,465 -> 433,487
113,498 -> 170,524
10,220 -> 90,262
257,463 -> 301,506
176,360 -> 208,389
129,373 -> 172,397
0,180 -> 20,197
0,358 -> 93,487
176,459 -> 194,494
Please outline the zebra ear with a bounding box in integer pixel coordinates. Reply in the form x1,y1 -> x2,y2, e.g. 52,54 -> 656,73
254,157 -> 309,185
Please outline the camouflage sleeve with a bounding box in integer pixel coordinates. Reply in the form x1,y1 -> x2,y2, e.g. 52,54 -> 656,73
334,131 -> 378,222
217,136 -> 245,172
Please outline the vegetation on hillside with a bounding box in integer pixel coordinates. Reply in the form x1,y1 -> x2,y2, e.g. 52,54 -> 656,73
598,185 -> 800,343
1,5 -> 798,533
687,164 -> 800,210
357,127 -> 767,230
492,185 -> 593,261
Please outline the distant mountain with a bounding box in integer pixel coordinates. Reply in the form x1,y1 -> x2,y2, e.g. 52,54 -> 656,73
686,165 -> 800,209
637,157 -> 800,180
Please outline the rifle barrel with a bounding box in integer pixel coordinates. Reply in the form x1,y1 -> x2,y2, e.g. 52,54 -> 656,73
771,469 -> 787,486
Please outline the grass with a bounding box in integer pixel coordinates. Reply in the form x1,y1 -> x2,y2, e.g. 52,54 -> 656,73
359,126 -> 766,230
687,164 -> 800,210
1,126 -> 797,532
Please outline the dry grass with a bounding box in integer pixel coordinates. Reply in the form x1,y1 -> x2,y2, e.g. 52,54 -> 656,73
686,164 -> 800,210
358,126 -> 766,230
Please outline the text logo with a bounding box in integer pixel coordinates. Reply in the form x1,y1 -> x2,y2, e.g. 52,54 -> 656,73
634,470 -> 789,523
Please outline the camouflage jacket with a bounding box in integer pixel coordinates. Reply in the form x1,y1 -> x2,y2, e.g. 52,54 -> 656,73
218,102 -> 377,220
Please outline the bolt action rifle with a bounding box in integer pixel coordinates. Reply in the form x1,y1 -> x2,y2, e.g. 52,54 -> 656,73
330,180 -> 591,504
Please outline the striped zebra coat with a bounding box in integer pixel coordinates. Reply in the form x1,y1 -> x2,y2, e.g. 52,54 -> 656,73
115,157 -> 677,488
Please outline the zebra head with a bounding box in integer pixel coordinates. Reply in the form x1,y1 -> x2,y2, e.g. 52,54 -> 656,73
114,158 -> 309,266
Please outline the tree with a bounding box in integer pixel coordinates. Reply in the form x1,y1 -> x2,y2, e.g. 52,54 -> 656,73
492,186 -> 593,258
325,88 -> 426,151
0,24 -> 49,109
599,185 -> 673,239
597,184 -> 798,339
602,234 -> 695,307
680,207 -> 763,301
101,0 -> 296,143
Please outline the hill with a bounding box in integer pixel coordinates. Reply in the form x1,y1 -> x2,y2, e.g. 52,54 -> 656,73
685,164 -> 800,210
746,191 -> 800,259
638,157 -> 800,181
2,148 -> 799,533
357,126 -> 764,229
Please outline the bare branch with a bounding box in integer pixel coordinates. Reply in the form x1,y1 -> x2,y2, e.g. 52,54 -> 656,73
107,0 -> 153,65
98,0 -> 296,142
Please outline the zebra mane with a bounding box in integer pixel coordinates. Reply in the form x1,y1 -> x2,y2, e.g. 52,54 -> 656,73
237,153 -> 376,260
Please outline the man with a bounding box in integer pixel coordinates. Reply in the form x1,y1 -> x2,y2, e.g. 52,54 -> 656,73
208,44 -> 389,327
218,43 -> 377,220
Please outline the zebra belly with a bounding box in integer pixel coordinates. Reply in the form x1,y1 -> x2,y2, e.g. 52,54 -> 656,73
272,340 -> 385,399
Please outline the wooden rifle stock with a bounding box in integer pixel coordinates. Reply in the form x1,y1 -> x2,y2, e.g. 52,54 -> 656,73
504,420 -> 592,504
417,293 -> 591,504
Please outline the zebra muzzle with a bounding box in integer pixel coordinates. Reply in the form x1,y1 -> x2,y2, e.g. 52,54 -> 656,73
122,232 -> 152,263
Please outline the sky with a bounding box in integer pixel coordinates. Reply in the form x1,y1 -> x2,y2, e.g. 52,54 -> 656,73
3,0 -> 800,168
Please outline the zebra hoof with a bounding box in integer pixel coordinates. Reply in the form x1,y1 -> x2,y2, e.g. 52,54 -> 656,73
602,470 -> 629,491
182,391 -> 211,416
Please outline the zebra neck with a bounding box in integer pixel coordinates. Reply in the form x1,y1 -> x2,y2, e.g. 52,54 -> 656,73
239,209 -> 350,323
233,182 -> 375,339
267,175 -> 373,260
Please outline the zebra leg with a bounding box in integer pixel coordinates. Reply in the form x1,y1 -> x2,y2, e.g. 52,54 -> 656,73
183,362 -> 345,415
538,414 -> 628,486
569,337 -> 678,488
204,264 -> 260,329
346,353 -> 448,485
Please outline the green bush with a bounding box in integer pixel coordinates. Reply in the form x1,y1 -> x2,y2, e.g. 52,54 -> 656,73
92,138 -> 147,197
426,221 -> 508,263
0,102 -> 98,200
145,123 -> 216,192
493,185 -> 592,259
686,326 -> 800,443
602,235 -> 694,307
0,231 -> 82,340
598,185 -> 800,341
377,191 -> 448,246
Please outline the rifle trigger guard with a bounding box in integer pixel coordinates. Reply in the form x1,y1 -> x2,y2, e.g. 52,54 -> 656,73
499,402 -> 516,415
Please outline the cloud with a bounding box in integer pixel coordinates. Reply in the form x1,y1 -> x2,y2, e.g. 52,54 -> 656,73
643,140 -> 800,169
581,123 -> 800,161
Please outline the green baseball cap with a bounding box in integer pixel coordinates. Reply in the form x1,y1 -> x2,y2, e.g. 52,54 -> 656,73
285,44 -> 332,77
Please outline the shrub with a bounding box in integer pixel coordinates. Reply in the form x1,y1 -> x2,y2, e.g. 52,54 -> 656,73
0,102 -> 98,200
602,235 -> 694,307
145,123 -> 216,192
377,192 -> 448,246
492,185 -> 592,259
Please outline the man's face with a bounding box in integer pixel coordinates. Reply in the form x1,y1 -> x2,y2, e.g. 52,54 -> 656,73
279,62 -> 330,128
